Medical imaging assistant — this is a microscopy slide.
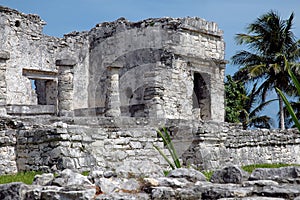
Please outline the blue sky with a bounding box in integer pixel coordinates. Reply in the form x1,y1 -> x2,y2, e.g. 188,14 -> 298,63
1,0 -> 300,75
1,0 -> 300,127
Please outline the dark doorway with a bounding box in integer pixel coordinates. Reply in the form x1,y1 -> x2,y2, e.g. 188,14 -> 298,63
193,72 -> 211,120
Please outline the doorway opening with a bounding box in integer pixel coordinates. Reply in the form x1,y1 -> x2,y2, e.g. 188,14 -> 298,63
193,72 -> 211,120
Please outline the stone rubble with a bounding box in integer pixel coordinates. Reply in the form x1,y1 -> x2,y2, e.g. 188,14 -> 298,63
1,166 -> 300,199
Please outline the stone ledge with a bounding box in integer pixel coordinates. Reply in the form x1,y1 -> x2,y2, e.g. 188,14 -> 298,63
6,105 -> 56,115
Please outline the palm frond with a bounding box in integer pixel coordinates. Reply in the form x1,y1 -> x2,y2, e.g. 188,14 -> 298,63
249,99 -> 277,119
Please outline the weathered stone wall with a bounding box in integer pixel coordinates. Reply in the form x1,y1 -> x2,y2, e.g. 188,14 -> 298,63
0,117 -> 300,175
88,17 -> 225,121
0,118 -> 20,174
0,117 -> 169,174
0,6 -> 90,110
180,122 -> 300,170
0,6 -> 58,105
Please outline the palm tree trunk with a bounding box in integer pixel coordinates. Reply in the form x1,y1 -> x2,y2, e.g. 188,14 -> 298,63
278,94 -> 285,130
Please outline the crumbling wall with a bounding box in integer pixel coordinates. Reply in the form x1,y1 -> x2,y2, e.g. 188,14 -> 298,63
0,6 -> 225,120
0,7 -> 58,105
0,6 -> 90,110
0,118 -> 20,174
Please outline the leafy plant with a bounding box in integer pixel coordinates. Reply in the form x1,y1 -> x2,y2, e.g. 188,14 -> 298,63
225,75 -> 247,123
153,127 -> 181,170
225,75 -> 275,129
276,68 -> 300,131
81,171 -> 90,176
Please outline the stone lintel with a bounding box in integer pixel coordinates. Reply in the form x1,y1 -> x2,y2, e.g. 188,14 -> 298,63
0,51 -> 10,60
56,59 -> 77,66
22,68 -> 57,80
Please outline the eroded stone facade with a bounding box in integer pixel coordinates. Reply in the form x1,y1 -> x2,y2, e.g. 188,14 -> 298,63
0,6 -> 225,121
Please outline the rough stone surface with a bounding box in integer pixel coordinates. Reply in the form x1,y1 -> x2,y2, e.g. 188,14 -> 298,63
249,166 -> 300,182
210,165 -> 249,184
52,169 -> 92,187
32,173 -> 54,186
0,182 -> 29,200
167,167 -> 207,182
1,117 -> 300,174
1,167 -> 300,199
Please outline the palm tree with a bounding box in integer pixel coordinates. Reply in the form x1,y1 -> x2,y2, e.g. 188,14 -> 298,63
225,75 -> 274,129
239,82 -> 275,130
232,11 -> 300,130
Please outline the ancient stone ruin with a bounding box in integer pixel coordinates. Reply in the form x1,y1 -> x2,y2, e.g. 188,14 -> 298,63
1,6 -> 300,180
0,6 -> 226,120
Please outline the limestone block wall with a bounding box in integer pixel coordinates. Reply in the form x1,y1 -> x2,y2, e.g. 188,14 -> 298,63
1,117 -> 300,174
62,32 -> 90,110
0,6 -> 58,105
0,117 -> 168,174
181,122 -> 300,170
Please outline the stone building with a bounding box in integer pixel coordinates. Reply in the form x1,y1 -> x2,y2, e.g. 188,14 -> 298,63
1,6 -> 300,176
0,6 -> 226,121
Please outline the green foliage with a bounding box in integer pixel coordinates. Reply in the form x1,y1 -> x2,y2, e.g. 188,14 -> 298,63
231,10 -> 300,130
153,127 -> 181,170
163,170 -> 170,176
225,75 -> 247,123
81,171 -> 90,176
0,171 -> 43,185
276,68 -> 300,131
225,75 -> 274,129
201,170 -> 214,181
242,163 -> 300,173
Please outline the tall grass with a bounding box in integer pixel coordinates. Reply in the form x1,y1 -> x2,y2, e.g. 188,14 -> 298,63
0,171 -> 43,185
242,163 -> 300,173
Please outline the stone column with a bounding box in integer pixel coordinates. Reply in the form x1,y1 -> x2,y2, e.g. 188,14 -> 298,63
105,65 -> 121,117
56,59 -> 76,117
0,51 -> 10,116
143,62 -> 165,118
